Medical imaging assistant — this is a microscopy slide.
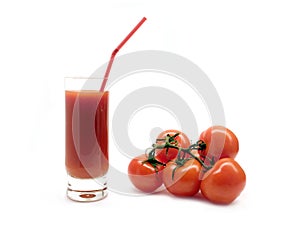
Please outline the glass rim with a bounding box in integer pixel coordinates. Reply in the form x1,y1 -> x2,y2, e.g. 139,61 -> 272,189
64,77 -> 107,91
64,76 -> 104,80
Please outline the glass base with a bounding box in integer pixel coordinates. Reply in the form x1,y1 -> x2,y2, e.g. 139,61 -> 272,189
67,175 -> 107,202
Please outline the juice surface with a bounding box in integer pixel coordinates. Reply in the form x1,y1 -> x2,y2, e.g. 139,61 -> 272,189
65,90 -> 109,178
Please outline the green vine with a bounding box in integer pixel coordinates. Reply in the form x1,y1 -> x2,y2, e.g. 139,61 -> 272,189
143,133 -> 215,177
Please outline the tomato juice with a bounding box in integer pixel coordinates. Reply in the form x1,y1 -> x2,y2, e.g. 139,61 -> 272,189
65,90 -> 109,179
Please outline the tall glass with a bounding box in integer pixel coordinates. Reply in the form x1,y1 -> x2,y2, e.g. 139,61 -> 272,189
65,77 -> 109,202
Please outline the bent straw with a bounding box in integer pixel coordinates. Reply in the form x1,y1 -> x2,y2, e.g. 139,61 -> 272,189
100,17 -> 147,92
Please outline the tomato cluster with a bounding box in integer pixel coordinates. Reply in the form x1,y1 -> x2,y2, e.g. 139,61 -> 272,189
128,127 -> 246,204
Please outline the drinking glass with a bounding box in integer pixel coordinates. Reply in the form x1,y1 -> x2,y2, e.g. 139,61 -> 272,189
65,77 -> 109,202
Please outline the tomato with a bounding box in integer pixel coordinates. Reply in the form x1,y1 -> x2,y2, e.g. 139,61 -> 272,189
199,126 -> 239,161
200,158 -> 246,204
128,154 -> 164,193
163,158 -> 202,196
155,129 -> 191,163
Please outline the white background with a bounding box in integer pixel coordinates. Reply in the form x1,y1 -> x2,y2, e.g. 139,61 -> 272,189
1,0 -> 300,242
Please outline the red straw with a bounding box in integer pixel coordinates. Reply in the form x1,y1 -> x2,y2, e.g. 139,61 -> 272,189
100,17 -> 147,92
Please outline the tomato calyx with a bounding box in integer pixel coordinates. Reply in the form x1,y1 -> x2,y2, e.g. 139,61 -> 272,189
171,143 -> 213,180
189,140 -> 207,151
183,140 -> 214,170
155,133 -> 181,152
144,133 -> 183,172
142,147 -> 166,173
141,159 -> 164,173
171,152 -> 192,180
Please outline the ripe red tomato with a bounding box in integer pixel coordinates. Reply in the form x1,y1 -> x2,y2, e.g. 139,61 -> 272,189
128,154 -> 164,193
155,129 -> 190,163
199,126 -> 239,161
163,158 -> 202,196
200,158 -> 246,204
